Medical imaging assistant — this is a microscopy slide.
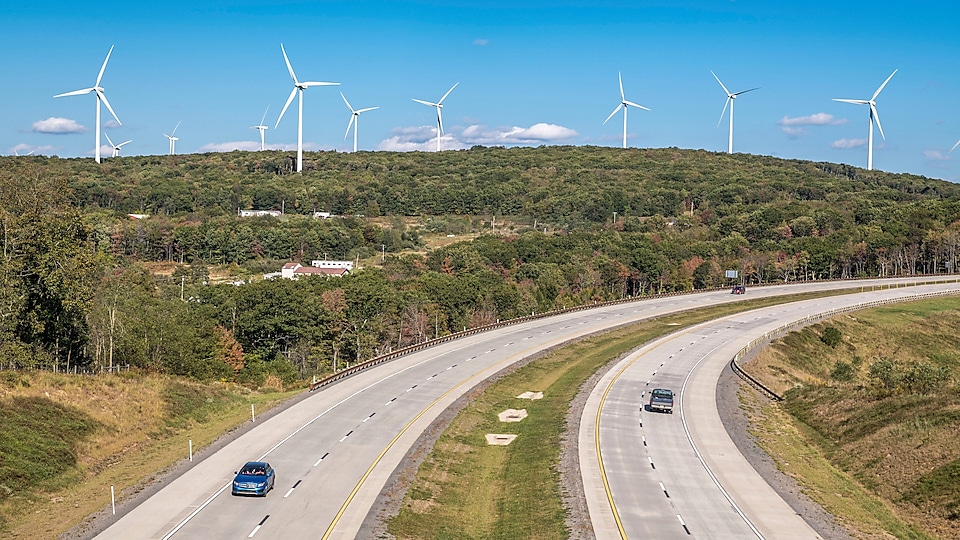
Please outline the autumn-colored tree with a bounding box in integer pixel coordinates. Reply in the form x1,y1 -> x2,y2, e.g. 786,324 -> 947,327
214,325 -> 245,374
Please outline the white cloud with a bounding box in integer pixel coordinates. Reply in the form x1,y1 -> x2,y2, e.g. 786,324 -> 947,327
378,126 -> 466,152
196,141 -> 324,153
103,120 -> 121,129
473,38 -> 489,46
461,123 -> 578,145
9,143 -> 56,156
777,113 -> 846,127
831,138 -> 867,149
780,126 -> 806,139
924,150 -> 951,161
32,117 -> 87,134
377,122 -> 579,152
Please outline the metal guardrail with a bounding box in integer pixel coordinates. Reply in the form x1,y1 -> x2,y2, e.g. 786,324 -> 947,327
311,276 -> 960,392
728,287 -> 960,402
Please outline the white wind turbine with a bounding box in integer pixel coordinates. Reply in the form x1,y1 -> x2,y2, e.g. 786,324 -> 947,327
104,132 -> 131,157
251,106 -> 270,151
164,121 -> 181,155
833,69 -> 897,171
950,138 -> 960,154
603,72 -> 650,149
413,83 -> 458,152
712,71 -> 758,154
275,44 -> 339,172
54,45 -> 121,164
341,93 -> 378,153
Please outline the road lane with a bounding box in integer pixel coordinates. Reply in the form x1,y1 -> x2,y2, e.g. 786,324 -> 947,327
584,282 -> 960,539
94,277 -> 960,539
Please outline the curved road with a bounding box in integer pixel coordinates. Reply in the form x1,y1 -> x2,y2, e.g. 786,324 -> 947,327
94,278 -> 960,539
581,282 -> 960,539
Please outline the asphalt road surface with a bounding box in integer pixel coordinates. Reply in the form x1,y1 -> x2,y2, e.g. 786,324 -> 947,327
93,277 -> 960,539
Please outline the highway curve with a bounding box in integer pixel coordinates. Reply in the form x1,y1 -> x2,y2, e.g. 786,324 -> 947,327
93,277 -> 960,539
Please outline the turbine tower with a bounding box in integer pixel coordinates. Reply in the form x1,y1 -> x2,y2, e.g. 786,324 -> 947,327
252,106 -> 269,151
413,83 -> 458,152
164,121 -> 180,155
833,69 -> 897,171
54,45 -> 121,164
275,43 -> 339,172
603,72 -> 649,149
104,133 -> 131,157
341,92 -> 378,153
711,71 -> 758,154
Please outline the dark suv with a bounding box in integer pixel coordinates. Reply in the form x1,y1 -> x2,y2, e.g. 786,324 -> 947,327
731,285 -> 746,294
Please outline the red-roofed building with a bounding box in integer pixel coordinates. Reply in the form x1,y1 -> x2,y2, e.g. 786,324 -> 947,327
278,262 -> 349,280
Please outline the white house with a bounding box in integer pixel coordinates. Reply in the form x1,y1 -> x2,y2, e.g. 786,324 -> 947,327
277,262 -> 349,279
239,209 -> 282,218
311,259 -> 354,271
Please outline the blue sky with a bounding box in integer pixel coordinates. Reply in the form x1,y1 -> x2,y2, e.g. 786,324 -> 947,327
3,1 -> 960,180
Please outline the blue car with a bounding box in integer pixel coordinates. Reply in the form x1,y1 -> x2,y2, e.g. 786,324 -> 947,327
232,461 -> 275,496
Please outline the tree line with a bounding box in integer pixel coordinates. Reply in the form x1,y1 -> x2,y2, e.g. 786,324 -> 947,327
2,147 -> 960,384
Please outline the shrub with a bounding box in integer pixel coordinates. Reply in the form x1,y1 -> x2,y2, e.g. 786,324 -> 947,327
868,358 -> 902,392
831,360 -> 855,382
821,326 -> 842,348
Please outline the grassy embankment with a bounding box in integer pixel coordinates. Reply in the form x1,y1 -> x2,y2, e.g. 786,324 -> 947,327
748,297 -> 960,540
389,292 -> 960,539
386,289 -> 869,539
0,372 -> 299,538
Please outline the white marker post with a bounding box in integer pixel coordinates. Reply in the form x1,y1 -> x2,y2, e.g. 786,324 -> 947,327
189,440 -> 193,462
111,486 -> 116,515
251,404 -> 255,422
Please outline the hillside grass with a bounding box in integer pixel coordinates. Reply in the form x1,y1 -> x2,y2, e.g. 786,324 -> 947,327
0,372 -> 299,538
747,296 -> 960,539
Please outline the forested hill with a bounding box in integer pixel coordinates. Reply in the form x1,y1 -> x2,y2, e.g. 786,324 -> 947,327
4,146 -> 958,225
2,146 -> 960,381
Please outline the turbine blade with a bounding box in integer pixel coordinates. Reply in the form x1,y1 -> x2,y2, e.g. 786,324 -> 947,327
96,45 -> 115,86
260,105 -> 270,126
301,81 -> 339,87
732,87 -> 760,96
356,107 -> 378,113
118,140 -> 132,147
340,92 -> 354,112
171,121 -> 180,136
619,72 -> 625,101
623,100 -> 650,111
833,98 -> 869,105
98,90 -> 122,125
950,139 -> 960,153
344,115 -> 355,140
872,69 -> 898,101
412,98 -> 436,107
871,104 -> 885,140
711,70 -> 731,96
55,87 -> 94,98
104,132 -> 115,147
603,104 -> 623,125
437,108 -> 444,135
717,97 -> 730,128
281,43 -> 298,84
276,87 -> 297,128
438,82 -> 459,104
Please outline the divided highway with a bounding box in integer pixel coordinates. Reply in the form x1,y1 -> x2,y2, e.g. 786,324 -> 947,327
94,277 -> 960,539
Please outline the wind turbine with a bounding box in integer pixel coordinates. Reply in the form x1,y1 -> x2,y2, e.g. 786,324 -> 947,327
833,69 -> 897,171
54,45 -> 121,164
712,71 -> 758,154
251,106 -> 269,151
275,43 -> 339,172
104,132 -> 131,157
341,93 -> 378,153
413,83 -> 458,152
164,121 -> 180,155
603,72 -> 649,149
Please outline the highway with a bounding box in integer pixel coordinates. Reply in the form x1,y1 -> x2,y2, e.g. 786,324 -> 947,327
580,281 -> 960,539
93,277 -> 960,539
